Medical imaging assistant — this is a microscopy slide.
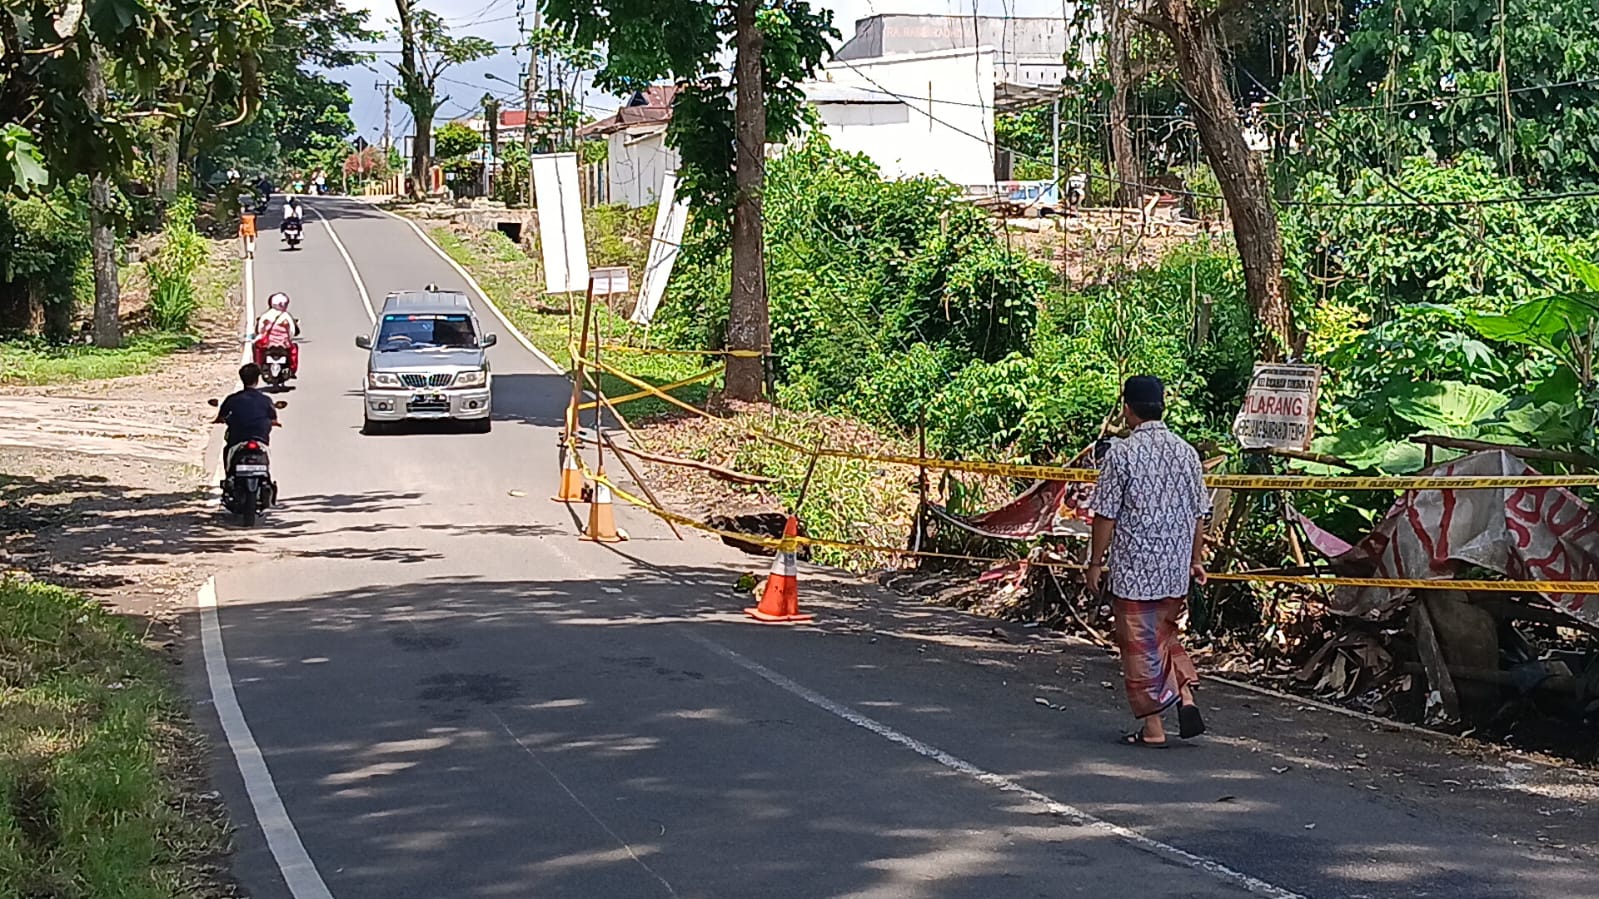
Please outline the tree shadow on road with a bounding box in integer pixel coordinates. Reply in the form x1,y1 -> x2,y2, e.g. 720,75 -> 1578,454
194,558 -> 1599,899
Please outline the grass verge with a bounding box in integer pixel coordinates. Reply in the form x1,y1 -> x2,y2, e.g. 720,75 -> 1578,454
425,224 -> 711,420
0,579 -> 225,898
0,239 -> 239,386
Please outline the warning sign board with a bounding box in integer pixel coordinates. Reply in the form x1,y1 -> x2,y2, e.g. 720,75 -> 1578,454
1233,363 -> 1322,452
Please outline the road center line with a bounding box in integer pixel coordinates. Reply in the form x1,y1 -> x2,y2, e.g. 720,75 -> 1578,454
681,632 -> 1306,899
313,208 -> 376,323
198,578 -> 335,899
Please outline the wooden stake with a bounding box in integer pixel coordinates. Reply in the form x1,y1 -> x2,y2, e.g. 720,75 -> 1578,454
600,431 -> 683,540
793,438 -> 824,519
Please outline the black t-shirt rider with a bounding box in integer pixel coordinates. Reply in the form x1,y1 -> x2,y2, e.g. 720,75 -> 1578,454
215,364 -> 279,461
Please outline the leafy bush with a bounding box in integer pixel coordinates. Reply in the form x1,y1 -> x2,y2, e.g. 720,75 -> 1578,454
0,190 -> 90,337
660,137 -> 1054,424
145,195 -> 207,331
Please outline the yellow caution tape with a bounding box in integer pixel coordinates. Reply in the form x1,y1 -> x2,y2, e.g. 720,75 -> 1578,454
580,353 -> 1599,492
571,452 -> 1599,594
599,345 -> 764,358
576,364 -> 724,411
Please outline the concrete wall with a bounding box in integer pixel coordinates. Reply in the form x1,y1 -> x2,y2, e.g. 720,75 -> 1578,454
835,14 -> 1094,84
814,48 -> 996,188
605,127 -> 679,208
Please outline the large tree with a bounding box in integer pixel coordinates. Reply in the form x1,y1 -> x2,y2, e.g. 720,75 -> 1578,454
544,0 -> 834,400
196,0 -> 374,180
392,0 -> 494,199
0,0 -> 271,345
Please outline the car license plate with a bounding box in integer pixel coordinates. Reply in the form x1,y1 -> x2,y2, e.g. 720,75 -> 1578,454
234,465 -> 269,475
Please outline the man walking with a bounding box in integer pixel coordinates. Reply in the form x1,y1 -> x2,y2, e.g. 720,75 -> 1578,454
1087,375 -> 1211,747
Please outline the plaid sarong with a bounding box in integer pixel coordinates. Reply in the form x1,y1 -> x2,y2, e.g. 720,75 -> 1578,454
1112,597 -> 1199,718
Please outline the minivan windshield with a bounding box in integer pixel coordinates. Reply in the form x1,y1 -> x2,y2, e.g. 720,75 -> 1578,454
376,313 -> 478,351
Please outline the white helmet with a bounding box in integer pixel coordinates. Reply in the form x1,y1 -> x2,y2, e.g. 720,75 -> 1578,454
267,292 -> 290,311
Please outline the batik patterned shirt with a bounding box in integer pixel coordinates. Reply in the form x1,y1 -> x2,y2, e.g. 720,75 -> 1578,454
1090,421 -> 1212,601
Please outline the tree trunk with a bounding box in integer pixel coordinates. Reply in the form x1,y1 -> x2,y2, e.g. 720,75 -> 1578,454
725,0 -> 767,401
84,46 -> 120,348
1106,0 -> 1142,206
1152,0 -> 1293,358
158,125 -> 180,199
395,0 -> 430,200
411,111 -> 432,199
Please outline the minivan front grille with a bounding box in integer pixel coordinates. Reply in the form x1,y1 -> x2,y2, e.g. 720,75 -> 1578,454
400,373 -> 453,388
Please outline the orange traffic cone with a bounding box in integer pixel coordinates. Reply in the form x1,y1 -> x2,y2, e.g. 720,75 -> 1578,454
580,478 -> 623,543
552,442 -> 585,502
745,516 -> 812,624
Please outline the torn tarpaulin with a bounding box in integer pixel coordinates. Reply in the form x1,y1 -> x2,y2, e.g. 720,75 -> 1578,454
1296,450 -> 1599,627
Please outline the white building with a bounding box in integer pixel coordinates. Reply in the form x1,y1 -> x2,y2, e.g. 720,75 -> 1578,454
807,46 -> 997,188
577,87 -> 680,208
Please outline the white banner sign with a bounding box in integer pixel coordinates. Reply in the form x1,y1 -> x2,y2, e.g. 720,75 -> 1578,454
591,266 -> 629,296
1232,363 -> 1322,452
632,171 -> 692,325
531,152 -> 590,294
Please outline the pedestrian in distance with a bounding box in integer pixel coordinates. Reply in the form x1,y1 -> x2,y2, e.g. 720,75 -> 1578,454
1087,375 -> 1211,748
238,209 -> 257,259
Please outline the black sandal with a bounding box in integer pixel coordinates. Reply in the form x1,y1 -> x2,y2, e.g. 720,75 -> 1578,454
1119,731 -> 1169,749
1178,704 -> 1207,739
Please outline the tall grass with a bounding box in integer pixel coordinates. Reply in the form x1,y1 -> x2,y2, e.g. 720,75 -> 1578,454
145,196 -> 207,331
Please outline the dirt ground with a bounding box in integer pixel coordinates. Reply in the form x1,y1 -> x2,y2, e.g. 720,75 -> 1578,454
0,275 -> 243,628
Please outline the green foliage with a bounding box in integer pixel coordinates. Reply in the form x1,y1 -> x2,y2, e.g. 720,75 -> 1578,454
1298,0 -> 1599,189
0,189 -> 90,333
434,121 -> 482,161
2,0 -> 273,193
145,196 -> 206,330
659,139 -> 1253,460
1285,153 -> 1599,319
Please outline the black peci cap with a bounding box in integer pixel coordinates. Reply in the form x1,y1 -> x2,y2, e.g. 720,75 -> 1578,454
1122,375 -> 1165,407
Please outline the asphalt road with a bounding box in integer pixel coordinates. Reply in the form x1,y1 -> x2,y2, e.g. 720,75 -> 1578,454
193,197 -> 1594,899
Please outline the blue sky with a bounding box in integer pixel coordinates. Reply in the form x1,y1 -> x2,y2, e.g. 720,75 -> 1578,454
337,0 -> 1069,139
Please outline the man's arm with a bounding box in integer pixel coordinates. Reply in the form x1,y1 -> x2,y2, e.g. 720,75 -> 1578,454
1086,446 -> 1125,595
1190,450 -> 1212,585
1088,516 -> 1115,594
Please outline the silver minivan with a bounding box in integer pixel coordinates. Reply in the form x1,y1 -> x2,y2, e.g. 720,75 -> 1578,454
357,288 -> 497,434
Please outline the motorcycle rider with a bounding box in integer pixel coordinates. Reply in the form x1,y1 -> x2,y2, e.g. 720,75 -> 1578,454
252,292 -> 302,378
213,363 -> 280,472
280,196 -> 304,237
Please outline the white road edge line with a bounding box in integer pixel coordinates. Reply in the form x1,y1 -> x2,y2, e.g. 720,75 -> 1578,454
199,578 -> 336,899
314,208 -> 376,323
684,633 -> 1307,899
367,203 -> 565,374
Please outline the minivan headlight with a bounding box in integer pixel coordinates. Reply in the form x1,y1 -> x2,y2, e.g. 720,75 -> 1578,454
368,372 -> 402,388
453,369 -> 488,388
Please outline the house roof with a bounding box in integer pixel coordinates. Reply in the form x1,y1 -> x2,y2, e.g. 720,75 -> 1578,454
577,85 -> 679,137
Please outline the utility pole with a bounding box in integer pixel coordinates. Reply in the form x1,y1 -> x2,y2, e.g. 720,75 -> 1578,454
377,81 -> 394,152
524,6 -> 540,207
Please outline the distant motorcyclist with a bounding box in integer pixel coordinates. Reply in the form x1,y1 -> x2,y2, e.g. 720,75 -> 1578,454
280,197 -> 304,235
213,362 -> 280,471
252,292 -> 302,377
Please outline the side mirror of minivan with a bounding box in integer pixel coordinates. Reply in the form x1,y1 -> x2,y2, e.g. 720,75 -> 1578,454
355,335 -> 372,350
481,333 -> 498,348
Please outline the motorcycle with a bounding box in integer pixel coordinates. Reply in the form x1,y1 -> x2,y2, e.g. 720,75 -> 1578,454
260,344 -> 294,388
209,397 -> 286,527
282,218 -> 303,250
